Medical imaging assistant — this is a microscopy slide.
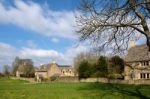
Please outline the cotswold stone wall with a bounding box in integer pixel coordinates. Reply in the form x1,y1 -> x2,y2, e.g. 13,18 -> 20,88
11,77 -> 36,83
55,77 -> 150,84
80,78 -> 150,84
56,76 -> 79,82
12,76 -> 150,84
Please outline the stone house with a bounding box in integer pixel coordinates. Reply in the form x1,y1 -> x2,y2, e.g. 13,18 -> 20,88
35,61 -> 75,79
124,44 -> 150,80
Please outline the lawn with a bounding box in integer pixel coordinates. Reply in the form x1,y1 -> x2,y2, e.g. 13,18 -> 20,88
0,78 -> 150,99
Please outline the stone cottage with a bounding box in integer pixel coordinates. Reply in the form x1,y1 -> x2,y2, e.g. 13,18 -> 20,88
124,43 -> 150,80
35,61 -> 75,79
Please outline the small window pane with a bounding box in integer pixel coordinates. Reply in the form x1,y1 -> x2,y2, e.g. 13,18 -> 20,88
141,73 -> 143,79
147,62 -> 149,66
143,73 -> 146,78
147,73 -> 149,79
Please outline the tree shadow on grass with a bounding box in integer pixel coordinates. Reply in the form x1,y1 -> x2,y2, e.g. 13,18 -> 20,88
78,82 -> 150,99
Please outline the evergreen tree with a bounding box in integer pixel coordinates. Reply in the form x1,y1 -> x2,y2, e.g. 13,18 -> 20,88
94,56 -> 108,77
78,60 -> 91,79
108,56 -> 125,79
109,56 -> 124,74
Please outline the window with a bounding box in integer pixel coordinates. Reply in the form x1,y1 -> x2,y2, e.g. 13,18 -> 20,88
141,73 -> 150,79
143,73 -> 146,78
146,61 -> 149,66
141,61 -> 149,66
147,73 -> 149,79
141,73 -> 145,79
140,73 -> 143,79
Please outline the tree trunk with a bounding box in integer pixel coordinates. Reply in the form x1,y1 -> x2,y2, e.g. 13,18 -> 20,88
146,34 -> 150,51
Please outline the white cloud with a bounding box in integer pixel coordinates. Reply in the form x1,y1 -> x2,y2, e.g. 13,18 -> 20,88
51,38 -> 59,43
0,43 -> 17,58
0,42 -> 88,68
0,1 -> 88,71
20,48 -> 63,58
0,0 -> 77,39
66,45 -> 88,58
19,44 -> 88,65
0,43 -> 17,71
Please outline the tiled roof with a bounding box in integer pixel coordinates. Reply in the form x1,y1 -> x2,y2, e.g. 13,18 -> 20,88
125,44 -> 150,62
36,63 -> 72,71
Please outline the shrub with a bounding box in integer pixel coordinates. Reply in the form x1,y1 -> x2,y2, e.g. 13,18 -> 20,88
0,73 -> 4,78
50,74 -> 60,81
38,76 -> 45,82
78,60 -> 91,79
108,74 -> 124,79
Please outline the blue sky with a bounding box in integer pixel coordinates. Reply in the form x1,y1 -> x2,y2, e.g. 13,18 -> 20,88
0,0 -> 147,71
0,0 -> 89,70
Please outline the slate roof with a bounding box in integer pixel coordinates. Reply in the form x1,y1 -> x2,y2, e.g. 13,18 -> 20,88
125,44 -> 150,62
58,65 -> 72,68
36,63 -> 73,72
39,64 -> 51,71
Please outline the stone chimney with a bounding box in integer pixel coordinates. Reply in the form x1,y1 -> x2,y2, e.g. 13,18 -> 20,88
129,40 -> 136,48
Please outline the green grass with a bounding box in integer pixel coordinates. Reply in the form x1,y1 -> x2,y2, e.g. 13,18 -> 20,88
0,78 -> 150,99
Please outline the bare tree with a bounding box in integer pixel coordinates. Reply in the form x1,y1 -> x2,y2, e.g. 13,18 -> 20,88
17,59 -> 35,77
3,65 -> 10,77
12,57 -> 35,77
12,56 -> 20,75
76,0 -> 150,53
74,52 -> 99,75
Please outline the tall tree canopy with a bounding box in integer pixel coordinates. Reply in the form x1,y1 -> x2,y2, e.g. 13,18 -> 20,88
12,57 -> 34,77
108,56 -> 124,74
74,52 -> 98,72
76,0 -> 150,53
94,56 -> 108,77
78,60 -> 91,79
17,59 -> 34,77
3,65 -> 10,77
12,56 -> 20,75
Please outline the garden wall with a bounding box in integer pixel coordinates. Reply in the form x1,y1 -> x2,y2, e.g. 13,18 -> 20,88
56,76 -> 79,82
11,77 -> 150,84
11,77 -> 36,83
80,78 -> 150,84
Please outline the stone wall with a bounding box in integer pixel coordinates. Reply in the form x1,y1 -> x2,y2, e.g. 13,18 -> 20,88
55,77 -> 150,84
11,77 -> 36,83
35,72 -> 48,78
55,76 -> 79,82
80,78 -> 150,84
12,76 -> 150,84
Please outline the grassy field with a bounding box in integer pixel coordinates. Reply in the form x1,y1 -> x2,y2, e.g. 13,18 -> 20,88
0,78 -> 150,99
